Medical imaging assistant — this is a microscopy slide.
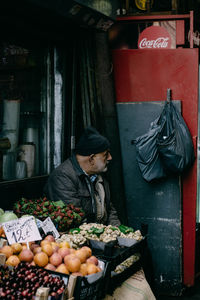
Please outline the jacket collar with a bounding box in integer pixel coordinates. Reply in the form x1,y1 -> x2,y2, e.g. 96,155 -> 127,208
70,153 -> 86,177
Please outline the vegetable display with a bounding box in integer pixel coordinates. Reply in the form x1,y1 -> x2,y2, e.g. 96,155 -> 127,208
0,212 -> 18,224
13,197 -> 85,231
57,223 -> 143,248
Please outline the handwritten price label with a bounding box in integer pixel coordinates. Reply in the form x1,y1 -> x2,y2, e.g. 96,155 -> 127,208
3,216 -> 42,245
42,217 -> 60,239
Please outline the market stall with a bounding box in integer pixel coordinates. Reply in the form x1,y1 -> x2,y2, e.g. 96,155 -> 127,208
0,199 -> 148,299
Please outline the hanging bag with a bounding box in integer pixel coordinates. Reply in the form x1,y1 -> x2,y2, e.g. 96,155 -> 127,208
135,89 -> 195,182
135,117 -> 167,182
157,95 -> 195,174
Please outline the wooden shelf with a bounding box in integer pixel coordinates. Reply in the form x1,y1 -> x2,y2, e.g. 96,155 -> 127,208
117,12 -> 191,21
0,64 -> 36,71
0,174 -> 48,187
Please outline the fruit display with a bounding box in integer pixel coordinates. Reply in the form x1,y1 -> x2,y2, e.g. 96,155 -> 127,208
0,204 -> 145,299
13,197 -> 85,231
56,223 -> 143,248
0,262 -> 65,299
0,235 -> 102,277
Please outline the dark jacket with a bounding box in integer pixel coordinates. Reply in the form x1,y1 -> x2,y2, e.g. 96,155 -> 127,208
44,154 -> 120,226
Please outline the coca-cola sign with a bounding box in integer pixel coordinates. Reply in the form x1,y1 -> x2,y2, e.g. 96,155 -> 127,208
138,25 -> 172,49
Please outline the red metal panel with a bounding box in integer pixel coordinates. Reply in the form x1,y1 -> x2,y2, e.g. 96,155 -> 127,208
112,49 -> 198,286
176,20 -> 185,45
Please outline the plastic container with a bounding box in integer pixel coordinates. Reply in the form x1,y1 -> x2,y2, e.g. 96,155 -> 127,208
16,161 -> 27,179
23,127 -> 39,174
19,143 -> 35,177
2,152 -> 16,180
2,99 -> 20,152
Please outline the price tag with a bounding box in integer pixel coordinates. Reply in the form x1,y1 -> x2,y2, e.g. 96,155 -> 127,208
41,217 -> 60,239
3,216 -> 42,245
36,218 -> 43,229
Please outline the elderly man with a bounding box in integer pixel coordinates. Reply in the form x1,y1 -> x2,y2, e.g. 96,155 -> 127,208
44,126 -> 121,226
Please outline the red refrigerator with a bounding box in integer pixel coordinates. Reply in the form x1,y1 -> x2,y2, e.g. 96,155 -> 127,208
112,48 -> 198,294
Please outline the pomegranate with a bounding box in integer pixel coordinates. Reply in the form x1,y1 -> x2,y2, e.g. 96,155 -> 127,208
44,235 -> 55,243
6,255 -> 20,267
45,263 -> 56,271
49,252 -> 62,267
56,263 -> 69,274
86,263 -> 98,275
58,247 -> 70,258
34,252 -> 49,267
18,249 -> 34,262
0,245 -> 13,258
64,255 -> 81,273
75,249 -> 88,263
81,246 -> 92,258
86,255 -> 98,266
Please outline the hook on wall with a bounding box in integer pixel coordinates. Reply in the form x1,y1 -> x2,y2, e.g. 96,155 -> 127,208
167,88 -> 171,102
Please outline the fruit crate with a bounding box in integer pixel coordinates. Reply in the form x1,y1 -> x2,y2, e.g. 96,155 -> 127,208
88,236 -> 146,263
35,259 -> 106,300
72,261 -> 107,300
105,257 -> 142,295
73,274 -> 105,300
0,262 -> 68,300
89,237 -> 148,296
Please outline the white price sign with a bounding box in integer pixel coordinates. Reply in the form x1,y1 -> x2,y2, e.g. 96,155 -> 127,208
42,217 -> 60,239
3,216 -> 42,245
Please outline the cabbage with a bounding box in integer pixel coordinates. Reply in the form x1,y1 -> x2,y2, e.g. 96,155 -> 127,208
0,212 -> 18,224
0,208 -> 4,216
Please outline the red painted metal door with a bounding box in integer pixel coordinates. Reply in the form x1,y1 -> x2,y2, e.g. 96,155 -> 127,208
112,49 -> 198,287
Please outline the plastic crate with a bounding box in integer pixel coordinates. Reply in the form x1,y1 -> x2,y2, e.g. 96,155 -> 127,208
72,260 -> 107,300
89,236 -> 147,265
107,258 -> 142,294
73,271 -> 105,300
91,237 -> 148,296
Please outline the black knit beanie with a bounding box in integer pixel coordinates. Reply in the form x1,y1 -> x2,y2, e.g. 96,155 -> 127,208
75,127 -> 110,156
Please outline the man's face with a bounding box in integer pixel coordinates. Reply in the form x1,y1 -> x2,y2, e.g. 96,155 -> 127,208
90,150 -> 112,174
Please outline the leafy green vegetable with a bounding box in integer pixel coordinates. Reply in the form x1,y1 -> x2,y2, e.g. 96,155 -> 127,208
69,228 -> 81,234
88,226 -> 104,236
118,224 -> 134,234
54,200 -> 65,208
111,226 -> 118,231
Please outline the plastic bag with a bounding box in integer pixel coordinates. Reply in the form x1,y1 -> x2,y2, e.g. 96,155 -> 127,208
135,120 -> 166,182
135,100 -> 195,182
157,101 -> 195,173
